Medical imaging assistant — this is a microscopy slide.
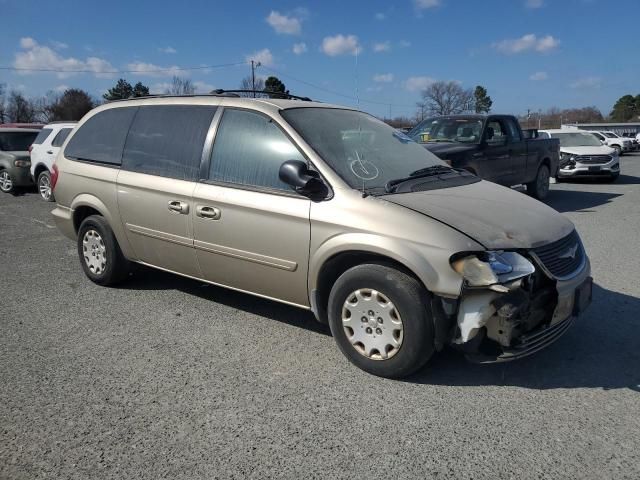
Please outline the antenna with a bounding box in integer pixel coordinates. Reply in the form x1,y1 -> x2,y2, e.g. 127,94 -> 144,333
354,46 -> 367,196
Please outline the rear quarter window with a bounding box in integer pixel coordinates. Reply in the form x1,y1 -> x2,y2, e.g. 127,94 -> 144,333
65,108 -> 138,165
33,128 -> 53,145
51,128 -> 73,147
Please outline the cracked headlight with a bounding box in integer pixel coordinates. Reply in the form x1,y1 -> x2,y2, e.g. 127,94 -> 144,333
451,251 -> 535,289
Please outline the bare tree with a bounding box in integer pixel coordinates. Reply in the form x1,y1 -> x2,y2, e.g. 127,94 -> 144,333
418,81 -> 474,116
238,75 -> 266,97
166,76 -> 195,95
6,91 -> 36,123
0,83 -> 7,123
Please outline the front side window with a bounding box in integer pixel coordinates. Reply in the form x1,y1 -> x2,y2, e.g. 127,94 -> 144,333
486,120 -> 506,143
122,105 -> 216,181
51,128 -> 73,147
65,107 -> 137,165
33,128 -> 53,145
209,109 -> 305,191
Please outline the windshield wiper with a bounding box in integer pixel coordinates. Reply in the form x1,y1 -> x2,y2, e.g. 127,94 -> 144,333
385,165 -> 454,193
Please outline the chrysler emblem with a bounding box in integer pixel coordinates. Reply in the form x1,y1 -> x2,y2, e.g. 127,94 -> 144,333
558,244 -> 578,260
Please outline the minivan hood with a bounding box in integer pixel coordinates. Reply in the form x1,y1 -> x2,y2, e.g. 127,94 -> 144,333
560,145 -> 615,156
385,180 -> 574,249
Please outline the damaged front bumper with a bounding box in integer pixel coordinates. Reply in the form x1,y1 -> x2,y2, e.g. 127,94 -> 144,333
449,253 -> 592,363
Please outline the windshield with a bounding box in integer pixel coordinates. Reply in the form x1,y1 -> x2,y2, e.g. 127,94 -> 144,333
551,132 -> 603,147
408,117 -> 483,144
281,108 -> 447,191
0,131 -> 38,151
603,132 -> 616,138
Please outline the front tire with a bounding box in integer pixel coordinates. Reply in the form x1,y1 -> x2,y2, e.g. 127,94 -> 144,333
527,164 -> 550,200
327,263 -> 435,378
37,171 -> 55,202
77,215 -> 130,286
0,170 -> 15,194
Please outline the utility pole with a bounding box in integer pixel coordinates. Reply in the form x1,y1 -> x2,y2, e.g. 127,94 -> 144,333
251,60 -> 261,98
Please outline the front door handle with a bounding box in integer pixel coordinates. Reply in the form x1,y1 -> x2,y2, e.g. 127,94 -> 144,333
196,205 -> 221,220
168,200 -> 189,214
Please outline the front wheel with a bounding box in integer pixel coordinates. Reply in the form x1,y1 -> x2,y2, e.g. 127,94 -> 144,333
37,171 -> 55,202
527,164 -> 550,200
0,170 -> 15,193
77,215 -> 130,286
327,263 -> 435,378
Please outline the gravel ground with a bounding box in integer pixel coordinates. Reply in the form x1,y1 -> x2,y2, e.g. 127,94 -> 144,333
2,153 -> 639,479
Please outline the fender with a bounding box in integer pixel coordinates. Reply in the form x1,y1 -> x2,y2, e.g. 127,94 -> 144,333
309,232 -> 463,299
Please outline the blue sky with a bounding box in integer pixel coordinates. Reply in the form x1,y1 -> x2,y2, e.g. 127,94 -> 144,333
1,0 -> 638,119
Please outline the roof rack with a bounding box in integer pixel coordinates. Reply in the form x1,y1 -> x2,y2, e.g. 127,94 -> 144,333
107,91 -> 313,103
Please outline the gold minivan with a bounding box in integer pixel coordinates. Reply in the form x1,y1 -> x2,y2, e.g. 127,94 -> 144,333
51,95 -> 592,378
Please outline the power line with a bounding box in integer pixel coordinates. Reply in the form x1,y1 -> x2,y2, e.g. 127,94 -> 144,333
260,65 -> 416,110
0,61 -> 246,75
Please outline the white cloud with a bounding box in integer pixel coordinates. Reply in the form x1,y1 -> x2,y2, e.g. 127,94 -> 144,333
158,46 -> 177,54
50,40 -> 68,50
375,12 -> 386,20
404,76 -> 436,92
14,37 -> 114,78
530,71 -> 548,81
245,48 -> 274,66
373,73 -> 394,83
126,62 -> 184,77
493,33 -> 559,54
292,42 -> 307,55
321,34 -> 361,56
414,0 -> 440,10
373,41 -> 391,53
570,77 -> 601,89
54,84 -> 69,92
266,11 -> 302,35
150,82 -> 171,94
525,0 -> 544,8
193,81 -> 215,93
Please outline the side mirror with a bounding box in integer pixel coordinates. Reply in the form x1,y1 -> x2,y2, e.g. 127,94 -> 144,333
279,160 -> 326,196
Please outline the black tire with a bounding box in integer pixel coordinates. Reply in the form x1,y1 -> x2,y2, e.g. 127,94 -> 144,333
37,170 -> 55,202
0,169 -> 16,194
327,263 -> 435,378
527,164 -> 550,200
77,215 -> 130,286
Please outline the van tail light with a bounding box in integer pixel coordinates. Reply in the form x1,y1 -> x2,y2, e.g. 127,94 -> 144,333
51,163 -> 59,191
28,145 -> 33,153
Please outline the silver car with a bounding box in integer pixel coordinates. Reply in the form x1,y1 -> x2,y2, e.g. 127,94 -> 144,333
51,95 -> 592,378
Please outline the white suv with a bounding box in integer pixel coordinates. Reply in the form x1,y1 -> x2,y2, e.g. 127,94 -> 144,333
30,122 -> 76,201
590,131 -> 632,156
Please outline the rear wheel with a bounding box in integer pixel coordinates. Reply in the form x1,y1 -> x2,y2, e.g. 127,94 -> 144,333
0,170 -> 15,193
327,263 -> 435,378
37,171 -> 55,202
527,164 -> 550,200
77,215 -> 130,286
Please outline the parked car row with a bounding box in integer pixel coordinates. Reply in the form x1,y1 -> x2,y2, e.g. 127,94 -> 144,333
0,122 -> 76,199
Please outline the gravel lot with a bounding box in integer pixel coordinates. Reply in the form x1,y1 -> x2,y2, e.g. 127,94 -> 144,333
2,153 -> 639,479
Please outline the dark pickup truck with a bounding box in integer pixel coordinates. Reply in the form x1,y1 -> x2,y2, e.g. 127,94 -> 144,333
407,114 -> 559,200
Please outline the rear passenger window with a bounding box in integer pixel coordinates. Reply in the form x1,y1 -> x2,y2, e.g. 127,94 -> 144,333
122,105 -> 216,181
33,128 -> 53,145
209,109 -> 305,191
504,118 -> 521,141
65,108 -> 137,165
51,128 -> 72,147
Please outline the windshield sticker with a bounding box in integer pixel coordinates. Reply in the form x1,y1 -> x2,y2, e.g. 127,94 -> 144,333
350,158 -> 379,181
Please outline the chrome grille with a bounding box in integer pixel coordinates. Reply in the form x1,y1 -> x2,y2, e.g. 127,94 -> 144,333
575,155 -> 611,165
531,230 -> 584,278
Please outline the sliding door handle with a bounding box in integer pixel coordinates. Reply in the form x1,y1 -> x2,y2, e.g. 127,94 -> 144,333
168,201 -> 189,214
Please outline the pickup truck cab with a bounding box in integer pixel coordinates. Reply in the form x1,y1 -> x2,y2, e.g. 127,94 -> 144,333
408,114 -> 559,200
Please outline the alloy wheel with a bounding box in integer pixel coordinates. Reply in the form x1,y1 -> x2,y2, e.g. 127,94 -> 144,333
38,174 -> 52,201
0,171 -> 12,192
82,229 -> 107,275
